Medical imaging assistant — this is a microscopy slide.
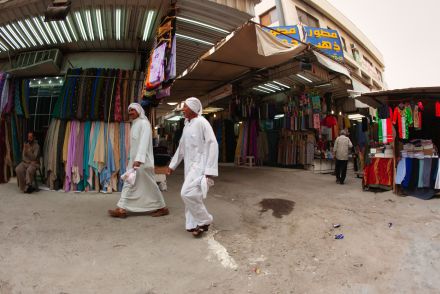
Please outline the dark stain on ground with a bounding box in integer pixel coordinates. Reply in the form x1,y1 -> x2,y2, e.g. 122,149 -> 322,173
259,198 -> 295,218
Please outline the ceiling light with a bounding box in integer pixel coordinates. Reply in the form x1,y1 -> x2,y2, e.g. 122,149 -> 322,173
176,16 -> 229,34
38,81 -> 41,84
17,21 -> 36,46
96,9 -> 104,41
59,80 -> 63,84
32,17 -> 51,44
0,27 -> 19,49
273,81 -> 290,88
6,24 -> 26,48
11,23 -> 31,47
257,85 -> 275,92
65,17 -> 78,41
51,22 -> 65,43
167,102 -> 178,106
55,76 -> 60,79
85,10 -> 94,41
166,115 -> 182,121
49,80 -> 52,84
274,114 -> 285,119
25,19 -> 44,45
40,17 -> 57,43
58,21 -> 71,42
253,87 -> 270,94
296,74 -> 313,83
264,83 -> 282,91
142,10 -> 154,41
176,33 -> 214,46
314,82 -> 331,88
74,11 -> 88,41
115,8 -> 121,40
0,40 -> 7,51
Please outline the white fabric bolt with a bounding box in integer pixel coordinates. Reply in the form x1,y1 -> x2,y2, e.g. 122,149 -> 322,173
128,102 -> 147,120
185,97 -> 203,115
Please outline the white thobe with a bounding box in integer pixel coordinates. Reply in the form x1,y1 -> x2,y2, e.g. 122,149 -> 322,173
117,117 -> 166,212
169,116 -> 218,230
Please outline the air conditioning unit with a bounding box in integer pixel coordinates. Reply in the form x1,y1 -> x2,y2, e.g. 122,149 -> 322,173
7,49 -> 63,77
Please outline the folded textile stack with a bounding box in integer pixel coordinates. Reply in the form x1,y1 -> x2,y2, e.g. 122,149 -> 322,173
401,139 -> 437,158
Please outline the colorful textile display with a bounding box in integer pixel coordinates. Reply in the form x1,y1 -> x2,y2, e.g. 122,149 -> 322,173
277,129 -> 315,166
363,157 -> 393,190
392,104 -> 413,139
376,106 -> 393,143
413,102 -> 423,130
53,68 -> 144,122
44,119 -> 131,192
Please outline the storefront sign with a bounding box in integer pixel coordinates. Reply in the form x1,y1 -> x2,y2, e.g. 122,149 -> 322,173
263,25 -> 301,46
304,26 -> 344,61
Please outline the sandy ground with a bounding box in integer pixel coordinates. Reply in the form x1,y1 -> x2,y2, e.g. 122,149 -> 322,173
1,166 -> 440,294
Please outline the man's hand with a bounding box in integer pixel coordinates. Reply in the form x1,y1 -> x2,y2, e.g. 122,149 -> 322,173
133,161 -> 141,168
167,167 -> 174,175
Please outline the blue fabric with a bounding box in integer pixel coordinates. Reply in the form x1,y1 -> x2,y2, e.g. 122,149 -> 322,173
88,121 -> 101,176
78,121 -> 91,191
100,124 -> 115,190
90,69 -> 102,120
402,158 -> 413,188
14,82 -> 23,116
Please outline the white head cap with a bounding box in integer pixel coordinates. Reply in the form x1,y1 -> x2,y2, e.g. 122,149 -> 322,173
184,97 -> 203,115
128,102 -> 147,120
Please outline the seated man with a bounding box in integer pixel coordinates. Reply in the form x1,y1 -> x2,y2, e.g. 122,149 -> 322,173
16,131 -> 40,193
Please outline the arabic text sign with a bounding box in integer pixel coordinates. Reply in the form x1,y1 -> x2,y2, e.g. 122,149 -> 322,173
304,26 -> 344,60
263,25 -> 301,46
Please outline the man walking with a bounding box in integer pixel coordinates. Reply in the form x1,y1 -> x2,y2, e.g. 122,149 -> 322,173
108,103 -> 168,218
16,131 -> 40,193
333,129 -> 353,185
168,97 -> 218,237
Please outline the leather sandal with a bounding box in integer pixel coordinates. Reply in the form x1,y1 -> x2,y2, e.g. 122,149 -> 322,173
150,207 -> 169,217
108,208 -> 128,218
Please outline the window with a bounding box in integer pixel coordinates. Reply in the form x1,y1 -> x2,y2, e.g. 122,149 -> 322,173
260,8 -> 278,26
341,36 -> 347,52
296,7 -> 319,27
351,44 -> 361,62
375,67 -> 383,82
363,56 -> 373,67
28,81 -> 62,133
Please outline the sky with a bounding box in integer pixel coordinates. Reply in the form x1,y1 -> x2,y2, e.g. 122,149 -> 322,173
328,0 -> 440,89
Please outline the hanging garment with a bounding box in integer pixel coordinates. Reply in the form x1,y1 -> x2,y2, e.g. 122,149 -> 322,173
436,101 -> 440,117
413,102 -> 423,130
376,107 -> 393,144
436,160 -> 440,189
392,105 -> 413,139
145,43 -> 167,90
395,158 -> 406,184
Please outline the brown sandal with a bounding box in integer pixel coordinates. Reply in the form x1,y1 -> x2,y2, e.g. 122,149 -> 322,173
150,207 -> 169,217
191,224 -> 210,237
108,208 -> 128,218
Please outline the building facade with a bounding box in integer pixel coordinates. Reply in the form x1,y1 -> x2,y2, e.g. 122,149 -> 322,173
254,0 -> 386,92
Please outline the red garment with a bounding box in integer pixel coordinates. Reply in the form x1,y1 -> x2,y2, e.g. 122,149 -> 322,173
322,115 -> 338,139
436,101 -> 440,117
363,158 -> 393,189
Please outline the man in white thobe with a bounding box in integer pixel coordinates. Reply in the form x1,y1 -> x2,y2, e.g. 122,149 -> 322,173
108,103 -> 169,218
168,97 -> 218,237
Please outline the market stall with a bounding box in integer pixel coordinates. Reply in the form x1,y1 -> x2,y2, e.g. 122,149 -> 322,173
357,87 -> 440,198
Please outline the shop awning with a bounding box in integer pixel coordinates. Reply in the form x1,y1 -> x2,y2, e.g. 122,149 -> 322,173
356,87 -> 440,108
161,22 -> 307,108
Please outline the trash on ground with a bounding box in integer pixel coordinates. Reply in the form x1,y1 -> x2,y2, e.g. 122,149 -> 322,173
333,224 -> 341,228
335,234 -> 344,239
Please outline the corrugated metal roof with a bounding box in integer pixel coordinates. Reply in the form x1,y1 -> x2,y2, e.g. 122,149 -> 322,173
0,0 -> 255,77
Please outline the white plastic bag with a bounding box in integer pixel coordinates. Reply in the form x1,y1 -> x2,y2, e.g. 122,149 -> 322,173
120,167 -> 138,186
